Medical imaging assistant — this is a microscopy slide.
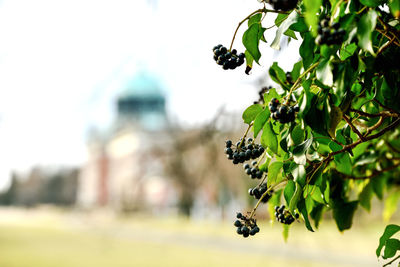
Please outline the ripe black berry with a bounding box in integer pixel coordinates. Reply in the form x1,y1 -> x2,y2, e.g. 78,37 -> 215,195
269,99 -> 298,124
274,205 -> 299,225
212,45 -> 245,70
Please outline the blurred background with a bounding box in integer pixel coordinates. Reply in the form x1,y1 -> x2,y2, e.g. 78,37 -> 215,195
0,0 -> 395,266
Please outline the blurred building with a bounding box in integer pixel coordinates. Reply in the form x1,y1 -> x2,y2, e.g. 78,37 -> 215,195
77,71 -> 177,212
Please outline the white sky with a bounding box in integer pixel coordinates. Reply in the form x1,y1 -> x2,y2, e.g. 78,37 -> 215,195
0,0 -> 300,189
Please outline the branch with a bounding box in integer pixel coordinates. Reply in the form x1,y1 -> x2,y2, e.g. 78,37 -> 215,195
383,254 -> 400,267
350,109 -> 399,118
229,8 -> 288,51
343,114 -> 366,141
323,118 -> 400,163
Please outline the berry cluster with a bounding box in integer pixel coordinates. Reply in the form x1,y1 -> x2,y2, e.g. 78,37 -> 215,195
274,205 -> 299,225
269,98 -> 299,124
267,0 -> 298,11
234,212 -> 260,238
225,138 -> 265,165
249,184 -> 273,203
213,44 -> 245,70
316,19 -> 345,46
243,161 -> 265,179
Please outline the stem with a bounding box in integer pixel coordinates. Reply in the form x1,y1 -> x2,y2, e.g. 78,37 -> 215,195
249,179 -> 288,219
285,62 -> 319,105
350,109 -> 399,118
323,118 -> 400,163
238,123 -> 253,150
229,8 -> 289,51
343,115 -> 366,141
383,255 -> 400,267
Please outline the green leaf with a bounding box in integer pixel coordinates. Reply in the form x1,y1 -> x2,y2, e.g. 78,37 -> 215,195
248,13 -> 262,26
282,224 -> 290,242
383,190 -> 400,221
383,238 -> 400,259
377,224 -> 400,257
269,62 -> 288,89
327,105 -> 343,138
268,161 -> 284,184
271,11 -> 298,50
291,61 -> 303,81
284,29 -> 297,39
242,104 -> 263,124
304,0 -> 322,36
372,175 -> 387,200
284,180 -> 296,205
340,43 -> 358,60
316,59 -> 333,87
293,165 -> 306,187
244,50 -> 254,72
359,182 -> 373,211
291,125 -> 305,145
289,182 -> 302,213
243,23 -> 263,63
360,0 -> 385,7
253,108 -> 271,138
263,88 -> 281,104
332,200 -> 358,231
300,32 -> 315,69
357,10 -> 377,55
293,137 -> 313,165
298,198 -> 315,232
310,204 -> 325,229
261,121 -> 278,154
389,0 -> 400,18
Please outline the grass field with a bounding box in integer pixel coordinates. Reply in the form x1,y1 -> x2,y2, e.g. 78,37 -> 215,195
0,208 -> 393,267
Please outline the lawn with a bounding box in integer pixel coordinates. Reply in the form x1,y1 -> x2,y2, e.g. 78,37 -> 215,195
0,208 -> 390,267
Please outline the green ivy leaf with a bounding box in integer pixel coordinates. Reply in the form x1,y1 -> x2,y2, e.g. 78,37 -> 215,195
261,121 -> 278,154
359,182 -> 373,211
282,224 -> 290,242
304,0 -> 322,36
389,0 -> 400,18
300,32 -> 315,69
284,180 -> 296,205
377,224 -> 400,257
248,13 -> 262,26
332,199 -> 358,232
291,125 -> 305,145
316,59 -> 333,87
372,175 -> 387,200
360,0 -> 385,7
271,11 -> 298,50
340,43 -> 358,60
383,190 -> 400,221
293,164 -> 306,187
243,23 -> 263,63
293,137 -> 313,165
268,161 -> 284,184
289,182 -> 302,213
298,198 -> 315,232
242,104 -> 263,124
253,108 -> 271,138
291,61 -> 303,81
263,87 -> 281,104
269,62 -> 289,89
357,10 -> 377,55
383,238 -> 400,259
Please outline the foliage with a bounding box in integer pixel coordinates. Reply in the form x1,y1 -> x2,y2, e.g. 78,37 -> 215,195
213,0 -> 400,263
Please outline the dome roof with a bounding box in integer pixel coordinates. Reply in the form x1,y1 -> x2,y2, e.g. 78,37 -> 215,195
118,71 -> 165,100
